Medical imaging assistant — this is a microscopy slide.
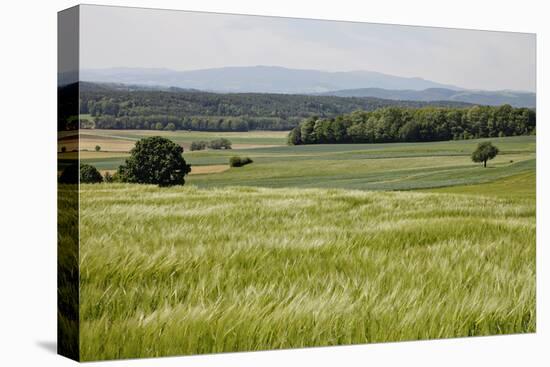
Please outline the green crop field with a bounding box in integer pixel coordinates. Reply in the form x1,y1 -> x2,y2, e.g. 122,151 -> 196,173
68,132 -> 536,361
77,183 -> 535,360
424,171 -> 536,199
80,135 -> 535,191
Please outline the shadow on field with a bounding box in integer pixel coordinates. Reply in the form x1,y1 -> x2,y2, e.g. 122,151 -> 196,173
36,340 -> 57,354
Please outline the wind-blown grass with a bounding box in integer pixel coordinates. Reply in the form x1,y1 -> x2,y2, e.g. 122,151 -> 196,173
423,171 -> 536,200
79,184 -> 535,361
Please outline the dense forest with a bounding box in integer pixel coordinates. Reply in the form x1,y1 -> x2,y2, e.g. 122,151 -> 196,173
288,105 -> 536,145
78,82 -> 472,132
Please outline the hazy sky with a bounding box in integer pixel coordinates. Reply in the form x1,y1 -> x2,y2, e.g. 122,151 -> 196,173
80,5 -> 536,92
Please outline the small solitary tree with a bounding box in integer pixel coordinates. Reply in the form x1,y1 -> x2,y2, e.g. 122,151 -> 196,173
95,145 -> 101,152
117,136 -> 191,186
58,163 -> 78,184
471,142 -> 499,167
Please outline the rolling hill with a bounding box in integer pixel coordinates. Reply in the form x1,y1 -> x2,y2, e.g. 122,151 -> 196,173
80,66 -> 461,94
318,87 -> 535,108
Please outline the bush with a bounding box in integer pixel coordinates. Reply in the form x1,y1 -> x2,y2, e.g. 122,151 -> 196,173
229,156 -> 253,167
95,145 -> 101,152
190,141 -> 208,151
229,156 -> 240,167
58,163 -> 78,184
109,171 -> 124,183
209,138 -> 232,150
80,163 -> 103,183
192,139 -> 232,150
103,171 -> 114,183
60,146 -> 67,153
117,136 -> 191,186
59,163 -> 103,184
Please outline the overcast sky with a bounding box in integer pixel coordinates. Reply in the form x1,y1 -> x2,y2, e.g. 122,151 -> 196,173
80,5 -> 536,92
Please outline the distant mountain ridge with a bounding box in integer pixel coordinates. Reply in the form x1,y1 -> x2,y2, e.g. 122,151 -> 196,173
80,66 -> 461,94
78,66 -> 535,108
318,87 -> 535,108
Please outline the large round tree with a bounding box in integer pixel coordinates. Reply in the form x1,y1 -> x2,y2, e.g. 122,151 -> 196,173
118,136 -> 191,186
471,142 -> 499,167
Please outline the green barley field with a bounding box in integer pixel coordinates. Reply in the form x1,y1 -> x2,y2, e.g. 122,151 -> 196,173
73,132 -> 536,361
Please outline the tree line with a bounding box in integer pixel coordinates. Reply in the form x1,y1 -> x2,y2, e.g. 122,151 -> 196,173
82,114 -> 297,132
288,105 -> 535,145
78,82 -> 472,132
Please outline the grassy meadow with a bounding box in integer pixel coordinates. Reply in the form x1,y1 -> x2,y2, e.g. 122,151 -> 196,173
78,130 -> 535,191
73,130 -> 536,361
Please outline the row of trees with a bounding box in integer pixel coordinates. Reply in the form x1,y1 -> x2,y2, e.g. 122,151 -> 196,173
190,138 -> 232,151
289,105 -> 536,145
83,114 -> 295,132
79,82 -> 471,132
